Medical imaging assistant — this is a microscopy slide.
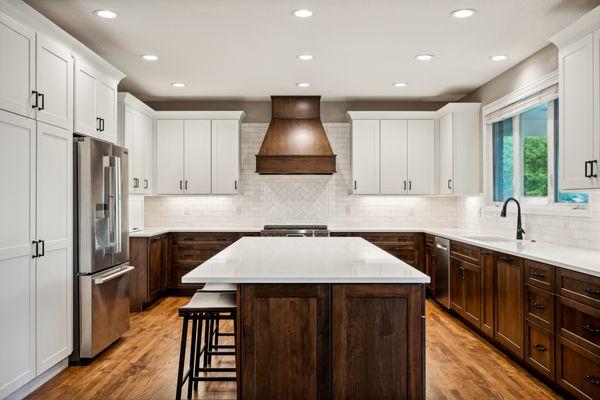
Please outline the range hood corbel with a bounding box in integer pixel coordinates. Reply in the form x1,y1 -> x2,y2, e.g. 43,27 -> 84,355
255,96 -> 336,174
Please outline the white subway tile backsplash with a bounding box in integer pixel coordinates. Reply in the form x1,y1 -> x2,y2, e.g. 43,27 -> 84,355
145,122 -> 600,251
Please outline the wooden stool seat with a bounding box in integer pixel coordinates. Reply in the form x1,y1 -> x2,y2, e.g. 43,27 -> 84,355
179,292 -> 236,314
199,282 -> 237,292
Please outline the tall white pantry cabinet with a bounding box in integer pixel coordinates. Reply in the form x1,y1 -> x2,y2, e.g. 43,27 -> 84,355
0,3 -> 123,398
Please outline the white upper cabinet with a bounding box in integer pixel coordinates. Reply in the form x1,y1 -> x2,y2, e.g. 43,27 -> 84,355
351,120 -> 380,194
35,35 -> 72,130
0,12 -> 35,118
156,119 -> 185,194
132,110 -> 147,193
211,120 -> 240,194
437,104 -> 480,195
550,9 -> 600,190
143,117 -> 153,194
75,61 -> 118,144
407,120 -> 436,195
439,113 -> 454,195
0,110 -> 36,399
184,120 -> 211,194
380,120 -> 408,194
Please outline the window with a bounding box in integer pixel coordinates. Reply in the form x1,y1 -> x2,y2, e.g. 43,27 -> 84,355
490,98 -> 588,206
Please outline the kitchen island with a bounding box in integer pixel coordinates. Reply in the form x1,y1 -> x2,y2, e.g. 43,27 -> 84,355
183,237 -> 429,400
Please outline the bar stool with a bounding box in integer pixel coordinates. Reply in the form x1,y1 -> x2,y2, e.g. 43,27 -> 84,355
175,291 -> 237,400
200,283 -> 237,360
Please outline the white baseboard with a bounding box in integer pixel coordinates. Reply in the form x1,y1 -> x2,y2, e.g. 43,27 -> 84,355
5,358 -> 68,400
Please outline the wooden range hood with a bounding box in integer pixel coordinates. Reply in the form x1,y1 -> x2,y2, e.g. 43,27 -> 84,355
255,96 -> 336,174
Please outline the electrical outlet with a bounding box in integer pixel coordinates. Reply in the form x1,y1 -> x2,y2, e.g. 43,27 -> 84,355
184,207 -> 191,216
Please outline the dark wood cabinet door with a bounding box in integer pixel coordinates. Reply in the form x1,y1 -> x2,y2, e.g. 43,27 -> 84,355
481,250 -> 494,338
160,235 -> 170,291
239,284 -> 331,400
450,258 -> 465,315
556,336 -> 600,400
463,261 -> 482,328
494,253 -> 524,359
424,244 -> 435,292
332,284 -> 424,400
147,236 -> 162,300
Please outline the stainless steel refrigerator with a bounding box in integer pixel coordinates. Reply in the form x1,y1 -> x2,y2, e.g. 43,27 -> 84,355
72,136 -> 133,361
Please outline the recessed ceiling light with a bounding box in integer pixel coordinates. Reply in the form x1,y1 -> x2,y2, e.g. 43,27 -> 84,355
297,54 -> 314,61
296,82 -> 311,87
94,9 -> 117,19
415,54 -> 434,61
171,82 -> 186,88
293,9 -> 313,18
450,9 -> 476,18
141,54 -> 158,61
393,82 -> 407,87
490,55 -> 508,61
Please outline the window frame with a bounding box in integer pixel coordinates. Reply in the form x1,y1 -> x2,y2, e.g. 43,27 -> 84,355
483,72 -> 589,217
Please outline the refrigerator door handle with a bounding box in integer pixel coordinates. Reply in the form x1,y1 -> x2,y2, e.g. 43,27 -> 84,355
92,265 -> 134,285
109,156 -> 122,254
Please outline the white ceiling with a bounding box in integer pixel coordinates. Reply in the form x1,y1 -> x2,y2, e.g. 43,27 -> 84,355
25,0 -> 599,102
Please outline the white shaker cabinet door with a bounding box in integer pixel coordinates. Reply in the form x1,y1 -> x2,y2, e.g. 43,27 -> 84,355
0,111 -> 36,398
439,113 -> 454,195
380,120 -> 408,194
184,120 -> 211,194
35,122 -> 72,375
0,11 -> 35,118
143,116 -> 153,194
122,105 -> 137,192
352,120 -> 380,194
211,120 -> 240,194
156,120 -> 185,194
97,78 -> 118,144
559,33 -> 596,190
36,35 -> 73,130
74,60 -> 97,137
132,110 -> 146,194
407,120 -> 435,195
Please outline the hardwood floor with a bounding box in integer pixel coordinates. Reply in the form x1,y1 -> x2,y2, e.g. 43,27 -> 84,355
27,297 -> 562,400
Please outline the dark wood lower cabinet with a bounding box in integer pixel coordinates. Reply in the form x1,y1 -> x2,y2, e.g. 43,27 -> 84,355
480,250 -> 494,338
129,234 -> 168,312
449,257 -> 482,329
556,336 -> 600,400
238,283 -> 425,400
525,320 -> 555,380
494,253 -> 524,359
424,235 -> 436,294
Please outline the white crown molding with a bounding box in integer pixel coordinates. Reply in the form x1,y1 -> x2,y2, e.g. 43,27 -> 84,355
482,70 -> 558,116
436,103 -> 481,115
345,111 -> 439,120
154,110 -> 246,121
118,92 -> 156,116
549,5 -> 600,49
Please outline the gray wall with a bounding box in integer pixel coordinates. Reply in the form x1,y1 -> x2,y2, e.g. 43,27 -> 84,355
146,99 -> 446,123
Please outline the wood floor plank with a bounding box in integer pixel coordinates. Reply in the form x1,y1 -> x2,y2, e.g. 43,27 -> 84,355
26,297 -> 562,400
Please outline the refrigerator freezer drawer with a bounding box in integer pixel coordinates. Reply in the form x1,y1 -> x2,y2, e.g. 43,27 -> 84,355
79,264 -> 134,358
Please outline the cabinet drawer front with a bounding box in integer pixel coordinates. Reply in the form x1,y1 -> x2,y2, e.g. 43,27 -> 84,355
525,284 -> 555,330
173,232 -> 239,245
557,268 -> 600,309
359,232 -> 420,245
425,234 -> 435,247
378,245 -> 417,265
173,266 -> 203,289
556,337 -> 600,400
525,321 -> 554,380
557,296 -> 600,355
173,245 -> 225,264
450,241 -> 481,265
524,260 -> 555,291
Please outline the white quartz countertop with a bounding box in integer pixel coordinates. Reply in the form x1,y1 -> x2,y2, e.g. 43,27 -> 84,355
181,237 -> 430,284
132,226 -> 600,278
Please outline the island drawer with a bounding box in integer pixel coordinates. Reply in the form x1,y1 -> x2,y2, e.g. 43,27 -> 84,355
450,241 -> 481,265
556,336 -> 600,400
557,268 -> 600,309
525,284 -> 555,331
525,320 -> 555,381
524,260 -> 555,292
557,296 -> 600,356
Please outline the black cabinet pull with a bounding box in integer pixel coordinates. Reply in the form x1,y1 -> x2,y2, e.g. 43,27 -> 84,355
96,117 -> 101,131
354,180 -> 357,190
584,287 -> 600,296
32,241 -> 39,258
32,91 -> 38,109
185,180 -> 188,190
583,324 -> 600,334
144,179 -> 148,189
133,178 -> 139,188
533,344 -> 546,352
584,375 -> 600,386
447,179 -> 452,189
532,302 -> 545,310
530,272 -> 545,279
409,181 -> 412,191
500,256 -> 513,263
38,93 -> 44,111
585,161 -> 591,178
403,181 -> 407,190
592,160 -> 598,178
39,240 -> 45,257
179,180 -> 183,190
101,118 -> 105,132
234,180 -> 237,190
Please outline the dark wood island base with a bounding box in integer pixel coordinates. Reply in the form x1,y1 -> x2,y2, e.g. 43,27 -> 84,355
236,283 -> 425,400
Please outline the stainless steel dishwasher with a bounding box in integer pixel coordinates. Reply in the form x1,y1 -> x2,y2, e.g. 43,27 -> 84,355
434,237 -> 450,309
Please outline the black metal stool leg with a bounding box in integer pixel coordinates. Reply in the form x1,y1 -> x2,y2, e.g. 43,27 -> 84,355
187,314 -> 198,400
214,316 -> 220,348
193,313 -> 204,391
175,315 -> 189,400
203,312 -> 210,368
208,314 -> 214,365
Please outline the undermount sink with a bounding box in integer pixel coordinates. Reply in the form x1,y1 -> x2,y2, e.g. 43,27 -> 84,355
463,235 -> 515,243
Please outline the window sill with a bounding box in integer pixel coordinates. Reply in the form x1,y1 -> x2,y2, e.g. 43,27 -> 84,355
484,204 -> 591,219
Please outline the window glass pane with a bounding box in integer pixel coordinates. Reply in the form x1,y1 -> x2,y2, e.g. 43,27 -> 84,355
520,104 -> 548,198
492,118 -> 513,202
553,99 -> 588,203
